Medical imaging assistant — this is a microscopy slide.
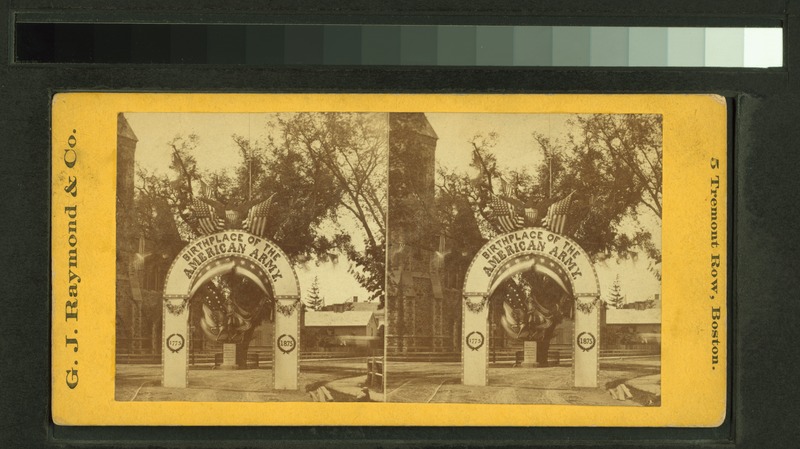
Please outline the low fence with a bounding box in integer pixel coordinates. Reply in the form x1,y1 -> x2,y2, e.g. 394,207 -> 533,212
116,348 -> 379,365
597,347 -> 661,358
385,335 -> 458,352
366,357 -> 384,392
385,344 -> 660,364
115,353 -> 161,364
117,344 -> 658,365
116,337 -> 158,354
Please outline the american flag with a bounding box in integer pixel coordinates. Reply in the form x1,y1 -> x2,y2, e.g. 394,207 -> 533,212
493,175 -> 516,199
494,215 -> 524,233
503,256 -> 573,307
243,193 -> 276,238
488,195 -> 512,216
498,256 -> 573,340
197,179 -> 211,198
487,194 -> 526,233
195,257 -> 272,342
542,192 -> 574,235
192,198 -> 225,235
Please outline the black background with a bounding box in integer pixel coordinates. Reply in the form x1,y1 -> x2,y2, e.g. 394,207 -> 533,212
1,1 -> 798,447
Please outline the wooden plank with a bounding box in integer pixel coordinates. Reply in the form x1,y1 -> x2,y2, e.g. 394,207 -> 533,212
320,386 -> 334,402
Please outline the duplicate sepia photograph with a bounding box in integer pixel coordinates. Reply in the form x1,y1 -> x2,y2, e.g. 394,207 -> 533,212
385,112 -> 662,406
114,112 -> 387,402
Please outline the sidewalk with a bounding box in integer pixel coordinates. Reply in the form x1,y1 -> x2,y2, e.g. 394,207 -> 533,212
626,374 -> 661,396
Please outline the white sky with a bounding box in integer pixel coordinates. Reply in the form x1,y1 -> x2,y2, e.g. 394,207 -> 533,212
126,113 -> 372,305
427,113 -> 662,303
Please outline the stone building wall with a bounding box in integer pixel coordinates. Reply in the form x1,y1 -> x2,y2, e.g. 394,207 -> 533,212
115,114 -> 140,348
387,113 -> 466,354
115,114 -> 170,355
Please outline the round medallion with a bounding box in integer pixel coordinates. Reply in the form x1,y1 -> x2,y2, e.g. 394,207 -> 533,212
466,331 -> 485,351
576,332 -> 596,352
166,333 -> 185,353
277,334 -> 297,354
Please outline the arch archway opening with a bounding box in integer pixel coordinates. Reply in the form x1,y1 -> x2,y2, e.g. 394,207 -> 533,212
461,229 -> 601,388
161,231 -> 301,390
188,270 -> 275,369
483,256 -> 577,386
490,270 -> 573,342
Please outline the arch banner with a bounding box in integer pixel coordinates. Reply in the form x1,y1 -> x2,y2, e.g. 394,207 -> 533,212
462,228 -> 601,388
161,230 -> 301,390
464,228 -> 599,298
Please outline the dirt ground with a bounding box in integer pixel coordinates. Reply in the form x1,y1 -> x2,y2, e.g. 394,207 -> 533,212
386,356 -> 660,405
115,357 -> 371,402
116,356 -> 659,405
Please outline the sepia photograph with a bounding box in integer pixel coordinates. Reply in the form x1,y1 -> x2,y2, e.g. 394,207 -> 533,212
114,111 -> 386,402
386,112 -> 662,405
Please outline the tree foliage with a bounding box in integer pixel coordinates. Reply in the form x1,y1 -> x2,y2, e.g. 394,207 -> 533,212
134,134 -> 203,246
263,113 -> 387,304
434,133 -> 501,250
533,114 -> 662,271
436,115 -> 662,278
305,276 -> 325,311
606,275 -> 626,309
132,113 -> 388,307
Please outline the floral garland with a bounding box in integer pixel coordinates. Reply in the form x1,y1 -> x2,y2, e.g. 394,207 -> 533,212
575,297 -> 599,315
164,299 -> 188,316
276,299 -> 301,317
464,296 -> 488,314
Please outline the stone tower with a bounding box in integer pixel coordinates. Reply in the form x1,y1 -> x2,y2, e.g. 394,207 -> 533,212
115,113 -> 140,349
387,113 -> 463,353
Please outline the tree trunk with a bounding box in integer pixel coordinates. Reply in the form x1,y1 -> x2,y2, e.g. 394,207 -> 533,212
236,328 -> 256,368
536,325 -> 556,367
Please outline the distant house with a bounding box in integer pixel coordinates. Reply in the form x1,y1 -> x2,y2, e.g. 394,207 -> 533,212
620,293 -> 660,311
603,306 -> 661,344
320,296 -> 385,329
304,310 -> 381,347
549,302 -> 661,346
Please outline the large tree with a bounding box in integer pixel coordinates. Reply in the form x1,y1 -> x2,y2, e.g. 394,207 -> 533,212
532,114 -> 662,272
265,112 -> 388,304
435,114 -> 662,361
131,113 -> 388,365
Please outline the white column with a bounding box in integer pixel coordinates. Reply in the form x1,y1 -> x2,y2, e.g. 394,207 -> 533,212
574,297 -> 599,388
462,295 -> 489,386
273,298 -> 300,390
162,298 -> 189,388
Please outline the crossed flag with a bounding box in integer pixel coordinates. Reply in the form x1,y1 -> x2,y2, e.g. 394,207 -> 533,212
541,191 -> 575,235
486,186 -> 574,235
188,178 -> 276,237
